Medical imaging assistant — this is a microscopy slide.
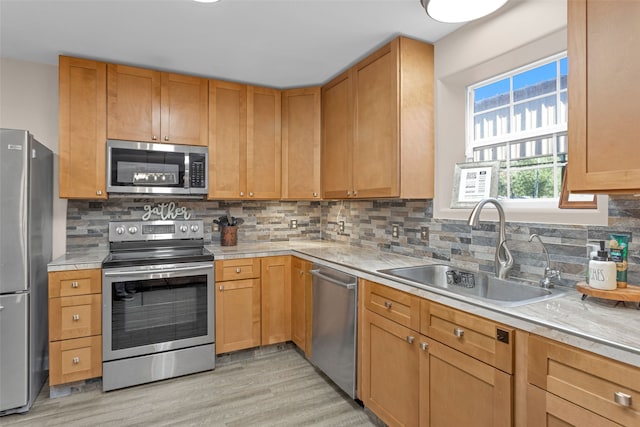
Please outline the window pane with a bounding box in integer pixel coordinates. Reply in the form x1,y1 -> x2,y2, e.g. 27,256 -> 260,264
474,107 -> 510,140
559,91 -> 568,124
513,62 -> 557,102
474,78 -> 509,113
514,94 -> 557,131
509,166 -> 555,199
509,137 -> 553,160
560,57 -> 568,90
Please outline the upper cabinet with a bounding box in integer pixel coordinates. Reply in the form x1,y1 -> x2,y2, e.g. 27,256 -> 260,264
567,0 -> 640,193
58,56 -> 108,199
208,81 -> 281,200
281,87 -> 321,200
321,36 -> 434,199
107,64 -> 208,146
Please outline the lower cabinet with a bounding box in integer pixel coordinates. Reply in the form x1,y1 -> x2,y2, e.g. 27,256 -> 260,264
527,333 -> 639,426
261,256 -> 291,345
360,279 -> 513,427
291,257 -> 313,355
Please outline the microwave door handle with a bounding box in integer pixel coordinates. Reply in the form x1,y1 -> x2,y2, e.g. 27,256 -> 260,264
184,154 -> 190,189
103,265 -> 211,277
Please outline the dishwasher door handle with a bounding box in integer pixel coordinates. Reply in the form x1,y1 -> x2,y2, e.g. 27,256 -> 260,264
311,269 -> 356,290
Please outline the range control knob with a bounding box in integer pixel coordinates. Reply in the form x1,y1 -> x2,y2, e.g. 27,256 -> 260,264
190,224 -> 199,233
128,226 -> 138,235
115,226 -> 126,235
180,225 -> 188,233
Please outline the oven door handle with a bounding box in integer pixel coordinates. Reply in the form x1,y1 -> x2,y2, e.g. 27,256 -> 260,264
103,264 -> 212,277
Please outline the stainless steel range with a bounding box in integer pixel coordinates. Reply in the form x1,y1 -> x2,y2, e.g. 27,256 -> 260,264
101,219 -> 215,391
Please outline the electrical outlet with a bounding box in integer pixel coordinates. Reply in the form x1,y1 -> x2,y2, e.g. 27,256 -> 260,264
421,226 -> 429,241
213,223 -> 219,232
338,221 -> 345,233
290,219 -> 298,229
392,224 -> 399,238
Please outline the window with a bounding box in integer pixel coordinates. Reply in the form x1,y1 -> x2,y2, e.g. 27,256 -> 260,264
467,53 -> 568,200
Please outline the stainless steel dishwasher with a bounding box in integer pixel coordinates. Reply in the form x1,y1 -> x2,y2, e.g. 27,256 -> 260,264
311,264 -> 357,399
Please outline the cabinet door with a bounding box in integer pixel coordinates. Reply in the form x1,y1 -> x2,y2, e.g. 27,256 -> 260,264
49,336 -> 102,386
208,80 -> 247,199
281,87 -> 321,200
353,41 -> 399,198
215,278 -> 261,354
291,257 -> 312,354
247,86 -> 281,199
321,70 -> 353,199
261,256 -> 291,345
568,0 -> 640,193
361,309 -> 419,427
107,64 -> 161,142
420,336 -> 512,427
58,56 -> 107,199
161,73 -> 208,146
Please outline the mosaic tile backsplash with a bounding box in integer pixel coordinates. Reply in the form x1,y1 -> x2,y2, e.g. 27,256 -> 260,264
67,196 -> 639,286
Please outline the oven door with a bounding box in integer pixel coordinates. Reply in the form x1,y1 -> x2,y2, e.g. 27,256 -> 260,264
102,262 -> 214,362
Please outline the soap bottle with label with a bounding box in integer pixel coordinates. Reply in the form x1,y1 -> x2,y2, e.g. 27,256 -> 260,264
588,241 -> 617,290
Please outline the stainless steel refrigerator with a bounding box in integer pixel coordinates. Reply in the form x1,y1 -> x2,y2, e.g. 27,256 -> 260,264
0,129 -> 52,415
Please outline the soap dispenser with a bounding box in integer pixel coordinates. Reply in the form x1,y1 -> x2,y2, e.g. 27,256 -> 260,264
588,241 -> 617,290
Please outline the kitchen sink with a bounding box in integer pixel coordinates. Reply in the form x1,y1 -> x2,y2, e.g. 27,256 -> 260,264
377,264 -> 570,307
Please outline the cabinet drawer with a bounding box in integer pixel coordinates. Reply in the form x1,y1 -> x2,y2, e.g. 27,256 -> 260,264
528,334 -> 640,426
215,258 -> 260,281
420,301 -> 513,374
49,336 -> 102,386
363,279 -> 420,331
48,268 -> 102,297
49,294 -> 102,341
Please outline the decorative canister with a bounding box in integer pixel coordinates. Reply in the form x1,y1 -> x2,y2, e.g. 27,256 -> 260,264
220,225 -> 238,246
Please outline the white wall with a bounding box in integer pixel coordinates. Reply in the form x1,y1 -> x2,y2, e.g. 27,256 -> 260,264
432,0 -> 607,225
0,58 -> 67,257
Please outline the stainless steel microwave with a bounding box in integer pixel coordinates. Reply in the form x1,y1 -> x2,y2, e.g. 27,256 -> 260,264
107,140 -> 208,196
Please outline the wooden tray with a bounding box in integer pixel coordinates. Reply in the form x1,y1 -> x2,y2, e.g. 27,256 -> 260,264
577,282 -> 640,309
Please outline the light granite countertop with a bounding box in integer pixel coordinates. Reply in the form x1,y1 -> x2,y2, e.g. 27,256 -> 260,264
49,240 -> 640,367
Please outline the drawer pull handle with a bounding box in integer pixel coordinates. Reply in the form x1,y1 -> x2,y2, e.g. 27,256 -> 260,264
71,281 -> 79,288
384,301 -> 392,309
420,342 -> 429,351
406,336 -> 415,344
72,357 -> 80,364
614,391 -> 632,407
453,328 -> 465,338
72,314 -> 80,321
236,268 -> 241,273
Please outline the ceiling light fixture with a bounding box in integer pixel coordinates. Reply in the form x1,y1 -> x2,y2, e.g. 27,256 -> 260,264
193,0 -> 220,3
420,0 -> 508,23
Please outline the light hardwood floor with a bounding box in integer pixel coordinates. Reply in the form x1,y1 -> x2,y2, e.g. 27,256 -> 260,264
2,349 -> 377,427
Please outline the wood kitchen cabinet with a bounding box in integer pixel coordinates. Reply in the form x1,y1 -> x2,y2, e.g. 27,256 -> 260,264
48,268 -> 102,386
281,87 -> 321,200
321,36 -> 434,199
208,81 -> 281,199
360,279 -> 513,426
107,64 -> 208,146
567,0 -> 640,193
291,257 -> 313,355
527,333 -> 639,426
58,56 -> 107,199
261,256 -> 291,345
215,258 -> 261,354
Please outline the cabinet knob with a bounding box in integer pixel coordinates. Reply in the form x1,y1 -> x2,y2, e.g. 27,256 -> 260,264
164,136 -> 169,141
353,190 -> 358,196
96,190 -> 103,196
71,281 -> 79,288
72,314 -> 80,321
453,328 -> 465,338
313,192 -> 318,198
346,191 -> 351,196
72,357 -> 80,364
219,285 -> 224,291
420,342 -> 429,351
152,135 -> 158,141
236,267 -> 241,273
614,391 -> 632,407
240,192 -> 245,197
406,336 -> 415,344
249,192 -> 254,197
299,271 -> 304,276
384,301 -> 392,309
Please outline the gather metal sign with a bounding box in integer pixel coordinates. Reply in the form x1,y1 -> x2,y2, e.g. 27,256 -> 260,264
142,202 -> 192,221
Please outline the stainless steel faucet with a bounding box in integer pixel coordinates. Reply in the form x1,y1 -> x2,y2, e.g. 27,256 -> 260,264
528,234 -> 561,288
467,198 -> 513,279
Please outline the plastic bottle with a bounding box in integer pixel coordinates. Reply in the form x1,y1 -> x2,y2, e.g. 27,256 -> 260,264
588,241 -> 617,290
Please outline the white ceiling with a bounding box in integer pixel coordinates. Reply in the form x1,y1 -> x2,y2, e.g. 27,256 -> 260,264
0,0 -> 465,88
